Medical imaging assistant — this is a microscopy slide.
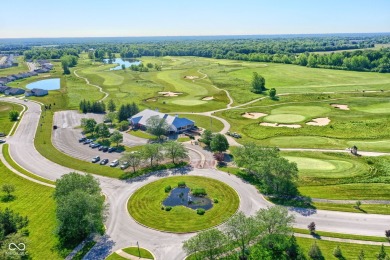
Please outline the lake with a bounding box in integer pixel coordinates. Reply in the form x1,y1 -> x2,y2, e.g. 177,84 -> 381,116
26,78 -> 60,90
103,58 -> 141,70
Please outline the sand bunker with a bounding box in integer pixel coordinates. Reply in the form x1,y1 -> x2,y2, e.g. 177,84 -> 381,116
260,122 -> 301,128
184,76 -> 199,80
202,96 -> 214,101
242,112 -> 268,119
158,92 -> 182,97
331,104 -> 350,110
306,117 -> 330,126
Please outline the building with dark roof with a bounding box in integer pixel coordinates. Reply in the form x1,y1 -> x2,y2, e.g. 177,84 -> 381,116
5,88 -> 25,96
25,88 -> 48,97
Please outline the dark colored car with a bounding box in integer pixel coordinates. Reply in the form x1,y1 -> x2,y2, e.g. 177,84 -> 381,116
100,159 -> 109,165
91,143 -> 101,149
79,137 -> 86,143
108,147 -> 116,153
91,156 -> 100,163
98,145 -> 105,151
0,139 -> 6,144
102,146 -> 109,152
83,139 -> 92,145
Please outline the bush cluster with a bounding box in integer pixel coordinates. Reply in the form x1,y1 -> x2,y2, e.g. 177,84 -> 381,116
164,185 -> 172,193
178,181 -> 186,188
192,188 -> 207,197
196,208 -> 206,215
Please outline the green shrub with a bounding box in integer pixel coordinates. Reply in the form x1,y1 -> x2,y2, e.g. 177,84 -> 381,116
192,188 -> 207,197
178,181 -> 186,188
197,208 -> 206,215
165,185 -> 172,193
161,206 -> 164,210
165,206 -> 172,211
213,198 -> 219,203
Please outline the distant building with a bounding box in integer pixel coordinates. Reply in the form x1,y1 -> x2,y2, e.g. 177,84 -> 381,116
129,109 -> 194,134
5,88 -> 25,96
0,86 -> 11,93
25,88 -> 48,97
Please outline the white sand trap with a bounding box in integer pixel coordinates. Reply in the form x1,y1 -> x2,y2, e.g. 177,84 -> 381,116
331,104 -> 350,110
306,117 -> 330,126
260,122 -> 301,128
158,91 -> 183,97
242,112 -> 268,119
184,76 -> 199,80
202,96 -> 214,101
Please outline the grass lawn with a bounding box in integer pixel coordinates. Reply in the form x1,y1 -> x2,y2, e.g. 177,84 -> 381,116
180,114 -> 225,132
128,129 -> 155,139
0,161 -> 62,259
128,176 -> 239,232
312,202 -> 390,215
105,253 -> 127,260
0,101 -> 23,135
122,247 -> 154,259
294,228 -> 387,243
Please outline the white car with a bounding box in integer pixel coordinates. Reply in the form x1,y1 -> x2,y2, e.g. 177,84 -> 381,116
109,159 -> 119,167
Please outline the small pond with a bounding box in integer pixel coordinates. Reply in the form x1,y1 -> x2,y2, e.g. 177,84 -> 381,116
103,58 -> 141,70
163,187 -> 213,210
26,78 -> 60,90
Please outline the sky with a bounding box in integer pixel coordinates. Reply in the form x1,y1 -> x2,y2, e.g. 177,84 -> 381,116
0,0 -> 389,38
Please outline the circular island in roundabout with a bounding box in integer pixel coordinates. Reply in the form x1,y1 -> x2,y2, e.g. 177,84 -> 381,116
127,176 -> 240,233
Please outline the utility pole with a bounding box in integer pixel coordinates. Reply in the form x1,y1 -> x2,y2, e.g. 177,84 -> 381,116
137,241 -> 140,257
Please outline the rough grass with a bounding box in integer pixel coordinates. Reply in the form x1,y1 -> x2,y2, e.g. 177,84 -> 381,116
122,247 -> 154,259
0,161 -> 61,259
128,176 -> 239,232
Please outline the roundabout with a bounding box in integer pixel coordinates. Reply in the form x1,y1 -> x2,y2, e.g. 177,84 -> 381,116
128,176 -> 240,233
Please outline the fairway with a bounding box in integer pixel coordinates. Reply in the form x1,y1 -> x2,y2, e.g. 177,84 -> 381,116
354,102 -> 390,113
128,176 -> 239,232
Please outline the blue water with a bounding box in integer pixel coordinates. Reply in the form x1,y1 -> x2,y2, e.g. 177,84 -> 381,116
163,187 -> 213,210
103,58 -> 141,70
26,78 -> 60,90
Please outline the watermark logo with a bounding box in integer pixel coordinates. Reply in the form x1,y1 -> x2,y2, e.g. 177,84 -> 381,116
8,243 -> 26,251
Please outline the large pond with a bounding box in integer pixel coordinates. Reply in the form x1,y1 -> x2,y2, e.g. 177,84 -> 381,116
26,78 -> 60,90
163,187 -> 213,210
103,58 -> 141,70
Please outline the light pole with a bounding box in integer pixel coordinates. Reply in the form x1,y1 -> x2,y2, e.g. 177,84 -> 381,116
137,241 -> 140,257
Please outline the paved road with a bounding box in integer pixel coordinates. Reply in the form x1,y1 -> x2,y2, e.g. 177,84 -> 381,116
2,97 -> 390,260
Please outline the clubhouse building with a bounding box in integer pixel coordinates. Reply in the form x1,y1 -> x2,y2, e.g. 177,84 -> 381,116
129,109 -> 194,134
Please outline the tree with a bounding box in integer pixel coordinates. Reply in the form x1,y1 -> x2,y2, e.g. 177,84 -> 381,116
81,118 -> 97,134
110,131 -> 123,147
269,88 -> 277,100
121,152 -> 142,173
146,115 -> 169,140
107,99 -> 116,112
61,58 -> 70,74
251,72 -> 265,93
200,129 -> 213,146
333,245 -> 343,258
224,212 -> 258,260
308,222 -> 316,234
164,141 -> 188,164
146,63 -> 154,68
358,249 -> 365,260
141,143 -> 163,167
118,120 -> 129,131
54,173 -> 104,247
377,244 -> 388,260
386,230 -> 390,242
9,110 -> 19,121
121,64 -> 126,70
210,134 -> 229,153
104,112 -> 117,126
183,228 -> 226,260
2,184 -> 15,200
355,200 -> 362,209
95,123 -> 110,138
308,242 -> 324,260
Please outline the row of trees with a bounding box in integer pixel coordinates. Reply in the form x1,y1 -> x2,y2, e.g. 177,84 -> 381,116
54,173 -> 104,247
80,118 -> 124,146
23,47 -> 79,60
79,100 -> 106,114
61,54 -> 78,74
120,141 -> 187,172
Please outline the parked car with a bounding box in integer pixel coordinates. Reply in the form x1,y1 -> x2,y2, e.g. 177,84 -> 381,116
83,139 -> 92,145
0,139 -> 6,144
110,159 -> 119,167
91,143 -> 101,149
91,156 -> 100,163
100,159 -> 109,165
98,145 -> 105,151
120,162 -> 129,170
102,146 -> 109,152
79,137 -> 86,143
108,147 -> 116,153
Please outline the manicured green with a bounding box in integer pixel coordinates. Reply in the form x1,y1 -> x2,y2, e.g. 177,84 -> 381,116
122,247 -> 154,259
312,202 -> 390,215
0,161 -> 62,259
178,114 -> 225,132
105,253 -> 127,260
0,102 -> 23,135
128,176 -> 239,232
2,144 -> 55,185
128,129 -> 155,139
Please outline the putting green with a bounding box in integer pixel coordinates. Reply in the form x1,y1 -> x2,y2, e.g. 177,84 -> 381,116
170,99 -> 207,106
264,114 -> 306,123
271,106 -> 330,117
354,103 -> 390,114
284,156 -> 336,170
128,176 -> 239,233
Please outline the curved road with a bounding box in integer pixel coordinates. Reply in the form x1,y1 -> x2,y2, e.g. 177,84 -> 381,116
1,97 -> 390,260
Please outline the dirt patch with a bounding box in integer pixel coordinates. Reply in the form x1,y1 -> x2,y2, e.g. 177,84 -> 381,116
158,91 -> 183,97
260,122 -> 301,128
242,112 -> 268,119
331,104 -> 350,110
184,75 -> 199,80
306,117 -> 330,126
202,96 -> 214,101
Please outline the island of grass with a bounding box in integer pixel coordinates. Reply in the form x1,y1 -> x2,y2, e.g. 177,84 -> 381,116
106,247 -> 154,260
128,176 -> 239,233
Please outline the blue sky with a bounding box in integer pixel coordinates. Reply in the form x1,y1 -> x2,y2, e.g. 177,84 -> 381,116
0,0 -> 389,38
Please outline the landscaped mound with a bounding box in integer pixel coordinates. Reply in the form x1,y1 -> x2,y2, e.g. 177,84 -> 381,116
127,176 -> 239,232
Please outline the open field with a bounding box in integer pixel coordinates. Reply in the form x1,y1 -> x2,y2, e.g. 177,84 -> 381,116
128,176 -> 239,232
0,101 -> 23,135
0,161 -> 61,259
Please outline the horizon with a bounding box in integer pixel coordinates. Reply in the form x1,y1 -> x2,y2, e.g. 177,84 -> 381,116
0,0 -> 389,39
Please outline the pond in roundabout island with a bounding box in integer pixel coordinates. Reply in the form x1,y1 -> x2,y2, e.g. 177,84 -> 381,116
26,78 -> 60,90
163,187 -> 213,210
103,58 -> 141,70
